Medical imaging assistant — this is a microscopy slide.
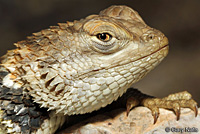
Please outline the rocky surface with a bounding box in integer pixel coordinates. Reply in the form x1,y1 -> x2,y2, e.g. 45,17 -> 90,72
58,107 -> 200,134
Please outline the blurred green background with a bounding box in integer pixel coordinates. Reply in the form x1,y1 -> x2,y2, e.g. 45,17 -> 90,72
0,0 -> 200,103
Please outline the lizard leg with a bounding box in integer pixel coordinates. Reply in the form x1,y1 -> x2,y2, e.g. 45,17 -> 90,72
126,88 -> 198,124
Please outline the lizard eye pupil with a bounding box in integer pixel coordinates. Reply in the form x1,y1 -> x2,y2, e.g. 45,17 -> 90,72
96,33 -> 112,42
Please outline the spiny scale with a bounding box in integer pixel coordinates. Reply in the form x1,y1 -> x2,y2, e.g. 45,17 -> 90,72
0,5 -> 169,134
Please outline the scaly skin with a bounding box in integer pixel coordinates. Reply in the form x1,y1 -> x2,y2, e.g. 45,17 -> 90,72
0,5 -> 197,134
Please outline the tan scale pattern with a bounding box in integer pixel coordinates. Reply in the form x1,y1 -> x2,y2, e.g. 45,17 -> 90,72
0,5 -> 170,133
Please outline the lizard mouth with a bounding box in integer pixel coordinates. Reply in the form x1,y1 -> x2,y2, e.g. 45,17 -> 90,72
134,36 -> 169,62
113,35 -> 169,69
136,43 -> 169,62
77,41 -> 169,79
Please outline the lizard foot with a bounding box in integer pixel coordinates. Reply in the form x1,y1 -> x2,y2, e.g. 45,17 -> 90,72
126,89 -> 198,124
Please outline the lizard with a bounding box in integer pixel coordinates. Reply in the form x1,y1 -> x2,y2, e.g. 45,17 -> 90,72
0,5 -> 198,134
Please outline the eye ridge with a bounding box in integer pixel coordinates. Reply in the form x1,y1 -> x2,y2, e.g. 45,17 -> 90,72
96,33 -> 112,42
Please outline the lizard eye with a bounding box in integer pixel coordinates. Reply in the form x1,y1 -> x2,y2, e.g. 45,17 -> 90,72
82,19 -> 131,54
89,32 -> 118,53
96,33 -> 112,42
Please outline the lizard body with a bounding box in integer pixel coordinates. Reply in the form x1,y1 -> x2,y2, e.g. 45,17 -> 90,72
0,5 -> 197,134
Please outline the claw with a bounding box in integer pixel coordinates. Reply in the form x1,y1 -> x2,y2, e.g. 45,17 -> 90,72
153,112 -> 158,124
126,106 -> 130,117
126,98 -> 131,117
126,97 -> 139,117
175,108 -> 180,121
194,105 -> 198,117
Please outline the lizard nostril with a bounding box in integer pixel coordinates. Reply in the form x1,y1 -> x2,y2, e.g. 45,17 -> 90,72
149,34 -> 154,40
147,34 -> 154,41
141,33 -> 156,42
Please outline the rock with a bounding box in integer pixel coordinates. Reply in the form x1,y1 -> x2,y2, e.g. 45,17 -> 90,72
58,107 -> 200,134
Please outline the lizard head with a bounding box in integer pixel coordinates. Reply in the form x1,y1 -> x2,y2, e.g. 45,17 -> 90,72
1,5 -> 169,115
76,5 -> 169,78
55,5 -> 169,114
